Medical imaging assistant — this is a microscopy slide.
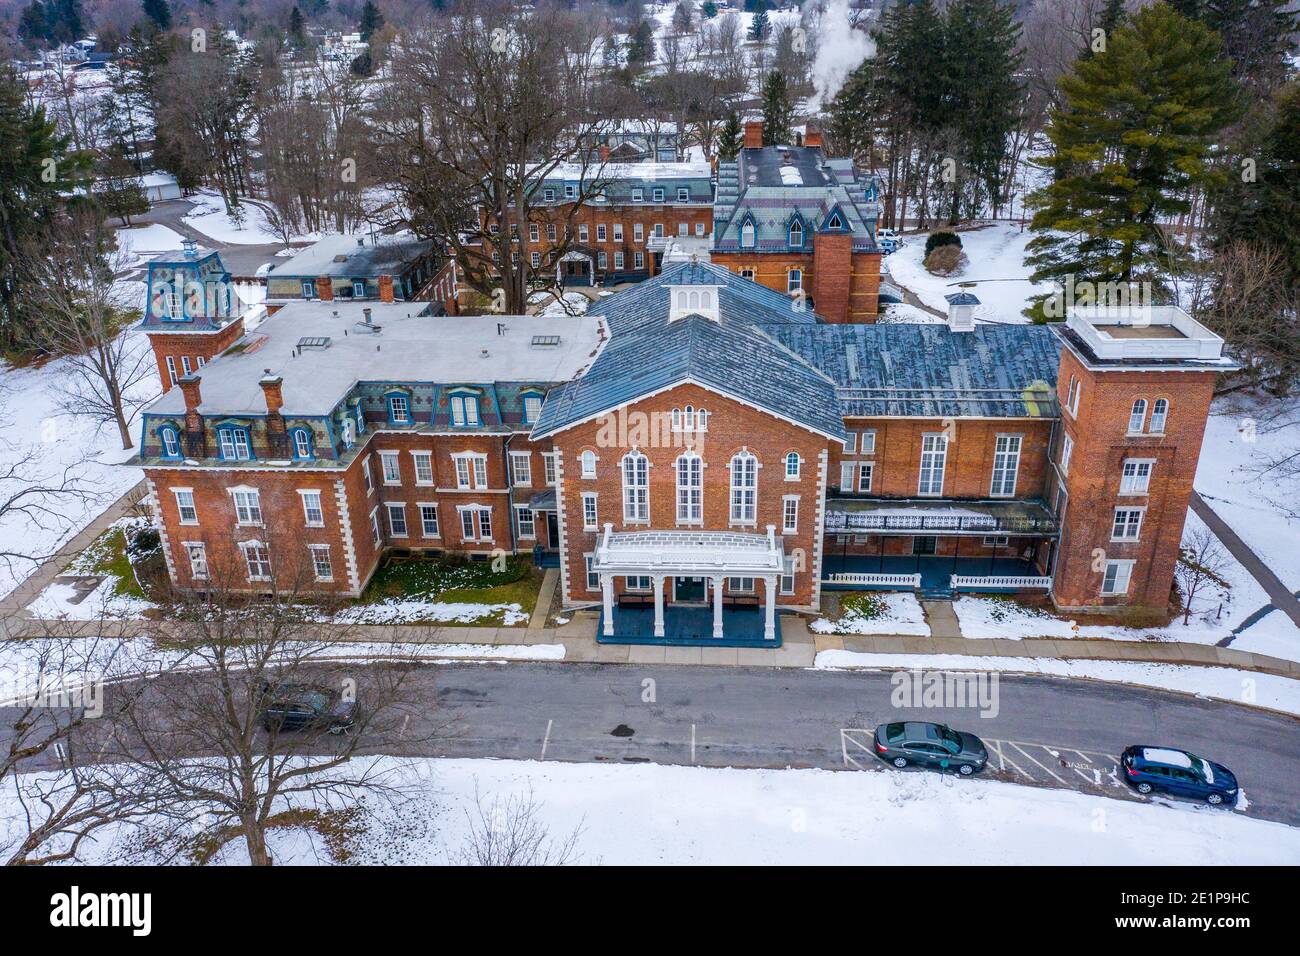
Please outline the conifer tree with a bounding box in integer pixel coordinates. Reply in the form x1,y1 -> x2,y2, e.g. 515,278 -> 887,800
141,0 -> 171,31
760,69 -> 792,146
1024,3 -> 1238,318
718,111 -> 742,161
359,1 -> 384,42
749,1 -> 770,42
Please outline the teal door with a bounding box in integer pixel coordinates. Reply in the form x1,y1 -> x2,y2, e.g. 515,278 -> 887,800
673,577 -> 706,603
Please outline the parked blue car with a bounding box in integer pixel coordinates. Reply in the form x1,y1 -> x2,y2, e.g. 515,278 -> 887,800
1121,746 -> 1239,806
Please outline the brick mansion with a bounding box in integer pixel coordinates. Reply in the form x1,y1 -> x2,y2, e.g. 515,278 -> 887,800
135,237 -> 1233,644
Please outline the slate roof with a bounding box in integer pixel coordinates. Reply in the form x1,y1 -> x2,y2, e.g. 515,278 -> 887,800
713,145 -> 880,254
531,301 -> 844,441
269,233 -> 434,280
592,260 -> 818,335
764,324 -> 1063,419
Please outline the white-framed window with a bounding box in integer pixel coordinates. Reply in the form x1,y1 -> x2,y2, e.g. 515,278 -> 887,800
510,451 -> 532,487
622,450 -> 648,521
579,223 -> 589,242
412,451 -> 434,485
546,223 -> 557,241
990,434 -> 1022,497
653,187 -> 665,202
385,502 -> 408,537
918,434 -> 948,497
740,219 -> 756,248
173,488 -> 198,525
677,187 -> 690,202
531,252 -> 541,267
379,451 -> 401,485
1120,459 -> 1154,495
293,429 -> 312,459
677,222 -> 688,237
580,450 -> 597,479
529,223 -> 540,242
729,451 -> 758,524
1111,507 -> 1144,541
613,222 -> 624,241
780,556 -> 795,595
516,506 -> 536,539
419,503 -> 440,538
241,541 -> 271,581
782,495 -> 799,533
1149,398 -> 1168,434
727,577 -> 755,593
614,251 -> 624,269
1102,559 -> 1134,596
634,252 -> 644,269
789,220 -> 803,247
843,432 -> 856,454
230,488 -> 262,526
299,490 -> 324,527
982,535 -> 1010,547
858,430 -> 877,455
582,492 -> 599,531
458,506 -> 493,542
181,356 -> 192,376
597,251 -> 607,269
787,269 -> 802,294
369,507 -> 381,546
450,393 -> 480,427
342,418 -> 355,449
523,394 -> 544,424
453,454 -> 488,490
218,427 -> 251,461
1128,398 -> 1147,434
1060,433 -> 1074,475
856,462 -> 874,493
624,575 -> 652,591
184,542 -> 207,579
387,394 -> 410,424
543,452 -> 558,486
670,405 -> 709,432
695,222 -> 705,237
634,223 -> 644,241
784,452 -> 801,480
362,458 -> 374,494
565,184 -> 577,200
164,356 -> 177,385
839,461 -> 857,492
1066,375 -> 1081,417
740,268 -> 754,280
308,544 -> 333,582
596,224 -> 607,242
584,554 -> 599,591
676,452 -> 703,524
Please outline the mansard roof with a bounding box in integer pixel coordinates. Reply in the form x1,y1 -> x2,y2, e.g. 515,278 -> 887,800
764,323 -> 1064,419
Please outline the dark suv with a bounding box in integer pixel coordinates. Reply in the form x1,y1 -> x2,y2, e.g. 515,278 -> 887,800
1121,746 -> 1238,806
259,682 -> 357,735
873,721 -> 988,776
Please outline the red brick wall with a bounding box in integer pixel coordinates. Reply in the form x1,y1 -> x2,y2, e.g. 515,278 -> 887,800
1051,349 -> 1217,612
548,383 -> 829,609
812,232 -> 852,322
711,250 -> 881,322
146,319 -> 245,393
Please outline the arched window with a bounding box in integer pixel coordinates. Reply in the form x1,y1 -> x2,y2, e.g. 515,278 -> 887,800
622,450 -> 649,522
696,408 -> 709,431
676,452 -> 702,523
789,220 -> 803,248
729,451 -> 758,523
740,218 -> 756,249
580,449 -> 597,478
701,291 -> 712,308
671,407 -> 682,431
785,452 -> 801,479
683,405 -> 696,430
159,425 -> 181,459
1128,398 -> 1147,434
292,428 -> 313,459
1150,398 -> 1169,434
689,291 -> 700,309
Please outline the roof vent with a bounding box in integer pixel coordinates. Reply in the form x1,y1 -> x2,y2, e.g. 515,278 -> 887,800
332,254 -> 348,263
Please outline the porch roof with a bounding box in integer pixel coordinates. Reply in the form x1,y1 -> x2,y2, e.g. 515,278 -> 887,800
825,497 -> 1059,536
592,525 -> 784,576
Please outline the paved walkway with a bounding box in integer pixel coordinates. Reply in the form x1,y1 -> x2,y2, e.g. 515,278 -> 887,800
921,600 -> 962,637
1192,492 -> 1300,632
527,568 -> 558,630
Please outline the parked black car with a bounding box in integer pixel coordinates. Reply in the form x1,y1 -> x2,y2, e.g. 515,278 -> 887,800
873,721 -> 988,775
1121,746 -> 1239,806
259,682 -> 357,735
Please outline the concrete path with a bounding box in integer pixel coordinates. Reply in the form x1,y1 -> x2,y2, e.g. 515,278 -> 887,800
921,599 -> 962,638
1192,492 -> 1300,630
527,568 -> 559,630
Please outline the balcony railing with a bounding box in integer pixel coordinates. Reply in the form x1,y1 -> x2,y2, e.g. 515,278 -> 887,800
824,511 -> 1057,535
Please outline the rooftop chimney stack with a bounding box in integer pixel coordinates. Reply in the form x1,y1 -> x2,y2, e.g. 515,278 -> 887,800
259,372 -> 284,415
804,124 -> 823,149
744,120 -> 764,150
363,307 -> 373,325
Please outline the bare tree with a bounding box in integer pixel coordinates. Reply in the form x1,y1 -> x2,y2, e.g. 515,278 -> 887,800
1175,526 -> 1232,627
108,546 -> 441,866
20,212 -> 154,450
374,2 -> 613,313
0,423 -> 96,579
451,784 -> 584,866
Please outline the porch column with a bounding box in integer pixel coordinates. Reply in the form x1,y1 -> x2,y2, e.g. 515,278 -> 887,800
601,573 -> 614,637
763,574 -> 777,641
652,573 -> 666,637
711,575 -> 725,639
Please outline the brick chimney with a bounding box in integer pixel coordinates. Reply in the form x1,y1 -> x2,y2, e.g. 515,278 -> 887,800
599,145 -> 610,162
261,371 -> 288,456
179,374 -> 205,457
315,276 -> 334,301
260,372 -> 284,414
804,124 -> 823,149
744,120 -> 764,149
378,275 -> 395,303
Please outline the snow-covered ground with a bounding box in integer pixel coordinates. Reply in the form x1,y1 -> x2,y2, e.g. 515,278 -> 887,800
114,223 -> 187,258
813,651 -> 1300,718
182,190 -> 321,246
17,756 -> 1295,865
885,221 -> 1049,324
811,592 -> 930,636
331,600 -> 530,627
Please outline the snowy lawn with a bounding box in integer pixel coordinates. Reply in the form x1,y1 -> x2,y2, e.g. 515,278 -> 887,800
114,223 -> 187,258
22,756 -> 1297,865
181,190 -> 322,246
811,592 -> 930,637
344,555 -> 541,626
885,221 -> 1049,324
813,651 -> 1300,718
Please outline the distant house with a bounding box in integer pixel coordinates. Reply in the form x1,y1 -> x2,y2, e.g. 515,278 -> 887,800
265,233 -> 458,314
586,121 -> 680,164
139,172 -> 181,203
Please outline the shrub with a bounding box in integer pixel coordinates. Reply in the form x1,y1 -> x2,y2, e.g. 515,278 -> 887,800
924,231 -> 962,256
924,244 -> 963,276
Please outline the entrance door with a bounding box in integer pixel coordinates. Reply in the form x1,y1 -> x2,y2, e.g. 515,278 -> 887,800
912,536 -> 937,555
545,512 -> 559,550
673,576 -> 706,603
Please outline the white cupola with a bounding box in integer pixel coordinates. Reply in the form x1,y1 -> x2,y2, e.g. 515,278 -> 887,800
944,290 -> 980,332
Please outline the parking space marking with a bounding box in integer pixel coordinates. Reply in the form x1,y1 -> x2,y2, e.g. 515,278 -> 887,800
540,719 -> 553,760
1005,741 -> 1070,785
839,729 -> 878,771
987,738 -> 1032,779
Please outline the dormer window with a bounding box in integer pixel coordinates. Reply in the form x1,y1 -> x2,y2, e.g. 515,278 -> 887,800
159,425 -> 181,459
218,426 -> 252,461
386,393 -> 411,424
291,427 -> 314,459
522,391 -> 544,424
789,219 -> 804,248
653,187 -> 665,202
632,187 -> 644,202
740,217 -> 756,249
450,391 -> 481,426
301,281 -> 315,299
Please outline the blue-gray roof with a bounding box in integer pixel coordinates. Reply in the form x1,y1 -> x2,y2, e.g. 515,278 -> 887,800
592,260 -> 818,335
945,292 -> 981,305
533,267 -> 844,440
765,324 -> 1063,419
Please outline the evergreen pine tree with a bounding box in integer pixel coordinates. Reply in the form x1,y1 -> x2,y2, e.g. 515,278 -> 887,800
749,1 -> 770,41
359,1 -> 384,42
760,70 -> 793,145
626,19 -> 656,68
289,6 -> 307,48
142,0 -> 171,30
718,111 -> 742,161
702,0 -> 717,18
1024,3 -> 1239,319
